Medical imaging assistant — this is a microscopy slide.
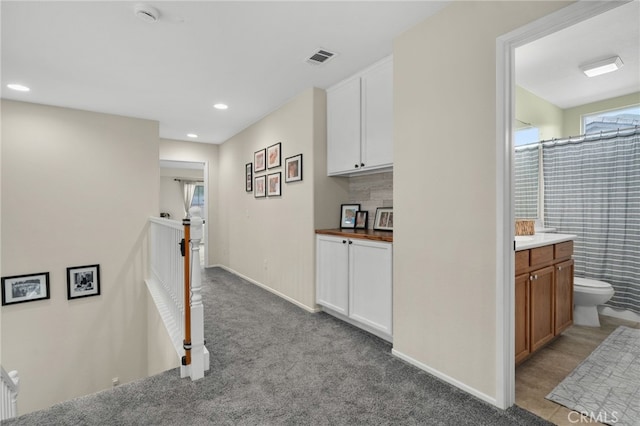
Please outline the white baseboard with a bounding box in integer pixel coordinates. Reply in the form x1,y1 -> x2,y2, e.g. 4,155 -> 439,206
599,306 -> 640,323
212,264 -> 321,314
391,348 -> 497,407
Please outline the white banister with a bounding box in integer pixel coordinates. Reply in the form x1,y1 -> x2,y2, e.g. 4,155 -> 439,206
146,208 -> 209,380
1,366 -> 19,421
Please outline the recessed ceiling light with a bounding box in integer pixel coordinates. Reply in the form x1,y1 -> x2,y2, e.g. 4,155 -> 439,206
580,56 -> 624,77
7,84 -> 30,92
213,103 -> 228,110
187,133 -> 198,138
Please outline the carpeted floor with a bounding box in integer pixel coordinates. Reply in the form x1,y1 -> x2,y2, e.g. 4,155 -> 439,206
4,267 -> 551,425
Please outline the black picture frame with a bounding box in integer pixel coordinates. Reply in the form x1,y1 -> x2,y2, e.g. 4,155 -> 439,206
340,204 -> 360,229
254,175 -> 266,198
254,149 -> 266,173
267,172 -> 281,197
245,162 -> 253,192
67,264 -> 101,300
355,211 -> 368,230
267,142 -> 281,169
373,207 -> 393,231
1,272 -> 50,306
285,154 -> 303,183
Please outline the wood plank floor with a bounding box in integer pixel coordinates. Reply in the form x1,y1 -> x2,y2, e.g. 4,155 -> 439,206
516,314 -> 640,425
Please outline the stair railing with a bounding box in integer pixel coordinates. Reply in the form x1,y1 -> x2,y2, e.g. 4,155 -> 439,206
1,366 -> 19,420
147,206 -> 208,380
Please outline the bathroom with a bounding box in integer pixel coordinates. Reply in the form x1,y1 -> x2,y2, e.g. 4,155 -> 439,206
512,3 -> 639,423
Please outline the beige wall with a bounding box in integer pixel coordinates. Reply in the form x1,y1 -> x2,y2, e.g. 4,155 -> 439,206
1,100 -> 159,414
515,85 -> 564,139
159,140 -> 219,266
393,1 -> 570,401
563,91 -> 640,137
217,88 -> 347,310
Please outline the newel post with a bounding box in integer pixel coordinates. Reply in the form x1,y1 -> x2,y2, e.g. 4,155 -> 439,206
188,206 -> 205,380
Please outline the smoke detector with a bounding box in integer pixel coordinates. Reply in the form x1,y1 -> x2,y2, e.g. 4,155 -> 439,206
134,4 -> 160,23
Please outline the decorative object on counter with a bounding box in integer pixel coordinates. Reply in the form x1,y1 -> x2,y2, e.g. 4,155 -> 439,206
67,264 -> 101,300
1,272 -> 50,305
515,219 -> 535,236
355,211 -> 368,229
340,204 -> 360,229
374,207 -> 393,231
267,142 -> 281,169
254,149 -> 266,172
267,172 -> 281,197
245,163 -> 253,192
254,175 -> 266,198
285,154 -> 303,183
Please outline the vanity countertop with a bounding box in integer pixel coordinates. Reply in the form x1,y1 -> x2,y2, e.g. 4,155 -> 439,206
515,233 -> 577,251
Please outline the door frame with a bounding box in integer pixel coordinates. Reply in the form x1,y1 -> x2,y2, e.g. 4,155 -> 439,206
494,0 -> 628,409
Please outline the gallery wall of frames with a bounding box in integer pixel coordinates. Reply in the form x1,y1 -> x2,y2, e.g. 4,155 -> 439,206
245,141 -> 303,199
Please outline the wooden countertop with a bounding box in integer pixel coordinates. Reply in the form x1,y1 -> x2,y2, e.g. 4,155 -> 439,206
315,228 -> 393,243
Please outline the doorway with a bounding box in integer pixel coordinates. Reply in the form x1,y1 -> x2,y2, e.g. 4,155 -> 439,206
495,0 -> 629,410
159,159 -> 208,267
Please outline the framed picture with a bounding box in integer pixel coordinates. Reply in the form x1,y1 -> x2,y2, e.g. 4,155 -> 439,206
254,175 -> 266,198
340,204 -> 360,229
374,207 -> 394,231
67,264 -> 101,300
1,272 -> 50,306
267,172 -> 281,197
355,211 -> 368,230
254,149 -> 266,173
267,142 -> 281,169
245,163 -> 253,192
285,154 -> 303,183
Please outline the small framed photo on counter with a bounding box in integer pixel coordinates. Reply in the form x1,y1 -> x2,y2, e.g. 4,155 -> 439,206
374,207 -> 393,231
340,204 -> 360,229
355,211 -> 368,230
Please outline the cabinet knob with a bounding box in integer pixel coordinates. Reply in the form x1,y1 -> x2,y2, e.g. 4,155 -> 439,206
558,266 -> 562,271
348,240 -> 353,244
342,240 -> 347,244
360,163 -> 365,167
354,164 -> 359,168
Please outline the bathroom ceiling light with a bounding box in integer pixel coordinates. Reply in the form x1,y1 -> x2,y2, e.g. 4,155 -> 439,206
7,83 -> 30,92
213,103 -> 228,110
187,133 -> 198,138
580,56 -> 623,77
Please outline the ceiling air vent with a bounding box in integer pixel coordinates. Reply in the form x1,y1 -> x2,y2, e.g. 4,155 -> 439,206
306,49 -> 336,66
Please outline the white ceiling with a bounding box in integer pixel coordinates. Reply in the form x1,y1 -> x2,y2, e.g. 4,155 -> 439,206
2,1 -> 638,145
1,1 -> 448,144
516,0 -> 639,109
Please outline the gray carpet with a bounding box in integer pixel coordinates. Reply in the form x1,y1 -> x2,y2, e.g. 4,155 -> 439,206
546,326 -> 640,425
4,267 -> 550,425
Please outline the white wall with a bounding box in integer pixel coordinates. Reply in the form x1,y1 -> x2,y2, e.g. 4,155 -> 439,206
216,88 -> 348,310
1,100 -> 159,414
392,1 -> 570,402
159,140 -> 219,267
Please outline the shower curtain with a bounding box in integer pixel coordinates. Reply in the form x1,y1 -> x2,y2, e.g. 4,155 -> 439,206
542,129 -> 640,314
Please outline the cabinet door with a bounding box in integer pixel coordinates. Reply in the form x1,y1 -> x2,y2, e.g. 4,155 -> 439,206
327,78 -> 362,175
348,239 -> 392,336
515,273 -> 530,364
361,59 -> 393,171
530,266 -> 555,352
316,236 -> 349,315
554,259 -> 574,335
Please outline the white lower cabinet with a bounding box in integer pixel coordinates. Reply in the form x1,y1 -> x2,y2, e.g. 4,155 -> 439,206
316,235 -> 393,341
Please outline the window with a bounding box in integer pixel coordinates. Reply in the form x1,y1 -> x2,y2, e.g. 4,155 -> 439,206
582,105 -> 640,134
191,184 -> 205,209
515,126 -> 540,146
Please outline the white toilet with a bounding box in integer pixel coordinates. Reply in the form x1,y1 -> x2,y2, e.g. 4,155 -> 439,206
573,277 -> 614,327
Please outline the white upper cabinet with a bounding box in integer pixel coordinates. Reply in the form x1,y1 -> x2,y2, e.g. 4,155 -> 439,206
327,56 -> 393,176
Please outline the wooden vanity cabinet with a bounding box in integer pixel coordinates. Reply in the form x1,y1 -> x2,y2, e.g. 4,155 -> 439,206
515,240 -> 574,364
